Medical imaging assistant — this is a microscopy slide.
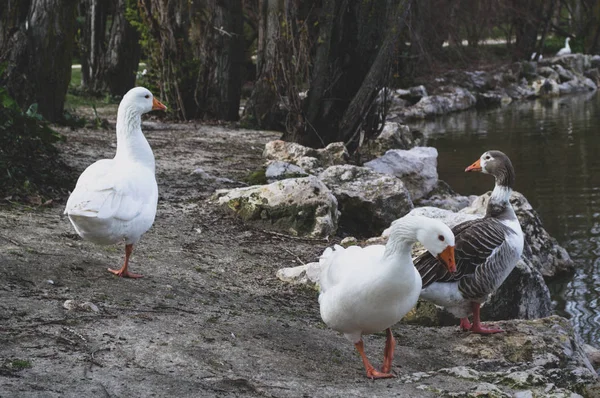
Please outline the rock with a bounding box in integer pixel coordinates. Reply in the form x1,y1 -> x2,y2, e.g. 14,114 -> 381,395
398,86 -> 477,120
265,161 -> 308,183
553,64 -> 575,82
592,55 -> 600,69
464,191 -> 574,278
397,85 -> 428,104
212,176 -> 339,238
63,299 -> 99,313
538,66 -> 560,81
583,344 -> 600,370
416,180 -> 476,212
339,236 -> 358,247
262,140 -> 349,174
364,146 -> 438,200
505,83 -> 536,100
558,76 -> 598,95
406,317 -> 598,397
532,78 -> 560,97
276,262 -> 320,285
482,256 -> 552,321
359,122 -> 420,161
476,90 -> 512,108
319,165 -> 413,236
584,68 -> 600,86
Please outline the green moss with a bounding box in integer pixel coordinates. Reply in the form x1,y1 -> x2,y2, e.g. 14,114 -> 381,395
243,168 -> 267,185
6,359 -> 32,371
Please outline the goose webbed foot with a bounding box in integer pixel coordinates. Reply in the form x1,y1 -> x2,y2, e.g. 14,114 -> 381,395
108,244 -> 143,279
354,340 -> 396,380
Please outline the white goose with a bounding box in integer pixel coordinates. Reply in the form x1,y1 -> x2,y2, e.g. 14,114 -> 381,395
556,37 -> 571,56
319,215 -> 456,379
64,87 -> 167,278
415,150 -> 524,334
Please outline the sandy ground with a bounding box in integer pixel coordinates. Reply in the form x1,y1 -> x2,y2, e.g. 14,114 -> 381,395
1,114 -> 587,397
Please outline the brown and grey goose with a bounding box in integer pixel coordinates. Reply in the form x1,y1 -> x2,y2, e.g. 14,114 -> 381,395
414,150 -> 524,334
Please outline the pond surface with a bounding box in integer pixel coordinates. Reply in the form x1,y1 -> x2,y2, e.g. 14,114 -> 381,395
410,91 -> 600,346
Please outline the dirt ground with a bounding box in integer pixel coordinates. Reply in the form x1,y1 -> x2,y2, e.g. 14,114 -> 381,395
0,113 -> 587,397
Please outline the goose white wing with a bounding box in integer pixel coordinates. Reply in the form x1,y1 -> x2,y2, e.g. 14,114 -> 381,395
319,244 -> 386,294
65,160 -> 153,221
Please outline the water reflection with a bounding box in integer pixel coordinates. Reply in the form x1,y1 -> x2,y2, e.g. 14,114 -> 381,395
410,91 -> 600,345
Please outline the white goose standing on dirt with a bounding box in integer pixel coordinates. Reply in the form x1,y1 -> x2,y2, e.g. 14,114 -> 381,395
64,87 -> 167,278
319,215 -> 456,379
415,150 -> 524,334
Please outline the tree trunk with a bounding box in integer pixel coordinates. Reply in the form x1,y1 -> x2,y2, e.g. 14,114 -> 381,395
102,0 -> 141,96
511,0 -> 543,61
0,0 -> 77,122
241,0 -> 282,129
79,0 -> 141,97
212,0 -> 244,121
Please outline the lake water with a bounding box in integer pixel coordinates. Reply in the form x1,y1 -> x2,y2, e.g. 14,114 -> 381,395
409,91 -> 600,346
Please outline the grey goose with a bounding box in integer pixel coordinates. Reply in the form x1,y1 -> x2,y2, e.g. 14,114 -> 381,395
414,150 -> 524,334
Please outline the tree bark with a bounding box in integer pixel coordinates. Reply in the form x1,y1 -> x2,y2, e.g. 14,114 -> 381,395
79,0 -> 141,96
241,0 -> 282,129
212,0 -> 244,121
0,0 -> 77,122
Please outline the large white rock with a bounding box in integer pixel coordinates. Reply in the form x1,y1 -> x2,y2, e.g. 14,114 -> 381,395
364,146 -> 438,200
398,86 -> 477,120
213,176 -> 339,238
318,164 -> 413,236
265,161 -> 308,183
263,140 -> 349,174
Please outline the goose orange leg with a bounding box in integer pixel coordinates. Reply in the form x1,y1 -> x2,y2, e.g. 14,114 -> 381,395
108,244 -> 143,278
469,302 -> 503,334
354,340 -> 395,379
381,328 -> 396,374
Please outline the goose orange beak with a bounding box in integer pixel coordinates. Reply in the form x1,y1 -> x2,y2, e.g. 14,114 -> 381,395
465,159 -> 482,172
437,246 -> 456,273
152,97 -> 167,111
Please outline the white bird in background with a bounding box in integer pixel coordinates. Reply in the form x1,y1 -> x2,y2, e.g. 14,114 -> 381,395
318,215 -> 456,379
64,87 -> 167,278
556,37 -> 571,56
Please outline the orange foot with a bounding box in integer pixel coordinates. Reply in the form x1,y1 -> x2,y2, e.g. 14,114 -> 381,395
366,368 -> 396,379
108,267 -> 143,278
471,324 -> 503,334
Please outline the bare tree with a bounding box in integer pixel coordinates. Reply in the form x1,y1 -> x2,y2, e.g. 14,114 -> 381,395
137,0 -> 243,120
243,0 -> 413,153
0,0 -> 77,122
79,0 -> 142,97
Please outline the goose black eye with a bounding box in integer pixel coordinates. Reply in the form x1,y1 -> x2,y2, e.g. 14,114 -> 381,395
438,235 -> 445,242
485,155 -> 491,160
144,94 -> 150,99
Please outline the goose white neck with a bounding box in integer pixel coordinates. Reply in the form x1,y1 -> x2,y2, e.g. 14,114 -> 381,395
115,104 -> 155,172
490,184 -> 512,204
384,217 -> 422,259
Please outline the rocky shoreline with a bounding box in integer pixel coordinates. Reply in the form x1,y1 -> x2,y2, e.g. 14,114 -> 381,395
210,55 -> 600,395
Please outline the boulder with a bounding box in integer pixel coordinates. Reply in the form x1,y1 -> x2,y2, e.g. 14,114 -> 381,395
359,122 -> 421,161
557,76 -> 598,95
364,147 -> 438,200
263,140 -> 349,174
318,165 -> 413,237
276,262 -> 320,285
212,176 -> 339,238
416,180 -> 476,212
476,90 -> 512,108
265,161 -> 308,183
463,191 -> 574,278
398,86 -> 477,120
532,78 -> 560,97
